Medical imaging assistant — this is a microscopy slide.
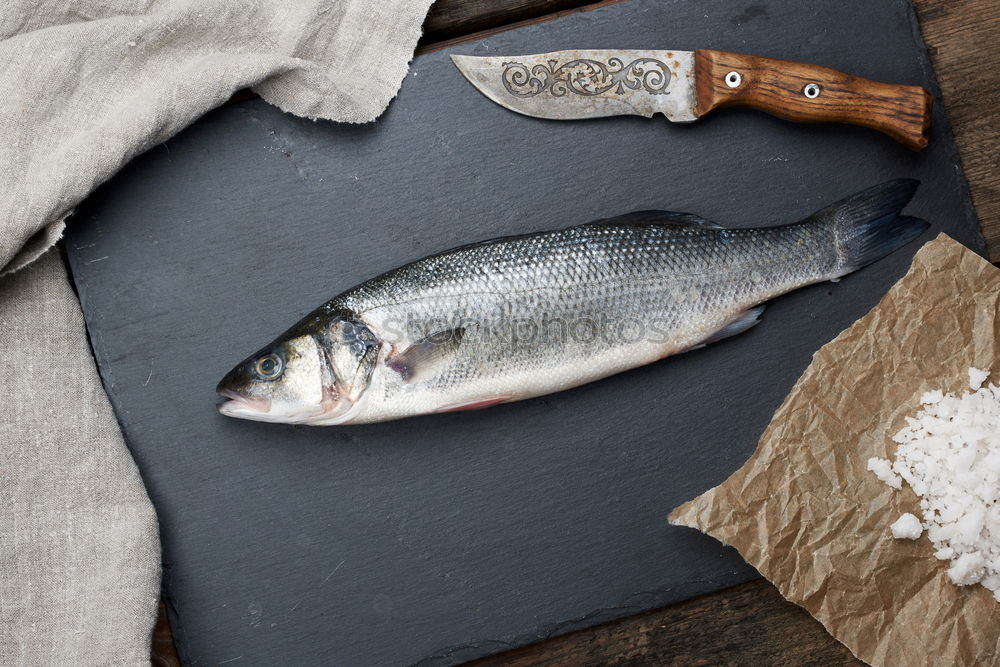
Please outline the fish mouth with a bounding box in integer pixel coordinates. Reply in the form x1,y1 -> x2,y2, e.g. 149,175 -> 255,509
216,388 -> 341,425
216,389 -> 273,419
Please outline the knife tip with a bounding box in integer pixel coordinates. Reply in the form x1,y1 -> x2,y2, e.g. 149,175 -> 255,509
449,54 -> 479,79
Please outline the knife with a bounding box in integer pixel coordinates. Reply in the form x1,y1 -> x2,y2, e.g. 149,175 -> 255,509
451,49 -> 931,150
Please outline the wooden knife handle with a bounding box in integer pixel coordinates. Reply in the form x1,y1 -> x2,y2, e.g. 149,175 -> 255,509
693,49 -> 932,150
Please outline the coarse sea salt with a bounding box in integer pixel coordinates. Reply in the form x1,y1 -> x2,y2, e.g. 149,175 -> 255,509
890,513 -> 923,540
867,367 -> 1000,602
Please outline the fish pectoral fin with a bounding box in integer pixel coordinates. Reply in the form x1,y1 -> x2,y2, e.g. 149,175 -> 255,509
587,210 -> 725,229
699,305 -> 766,346
385,328 -> 466,384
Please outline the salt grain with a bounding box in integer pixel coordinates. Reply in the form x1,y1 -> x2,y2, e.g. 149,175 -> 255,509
921,389 -> 944,404
870,367 -> 1000,594
969,367 -> 990,391
948,552 -> 986,586
890,513 -> 923,539
867,457 -> 901,489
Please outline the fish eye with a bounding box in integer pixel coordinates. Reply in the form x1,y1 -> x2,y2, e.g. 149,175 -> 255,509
254,354 -> 284,380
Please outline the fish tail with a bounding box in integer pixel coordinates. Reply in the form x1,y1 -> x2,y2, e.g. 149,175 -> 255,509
813,179 -> 929,278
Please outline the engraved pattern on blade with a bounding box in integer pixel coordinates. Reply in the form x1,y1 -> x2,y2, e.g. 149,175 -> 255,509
451,50 -> 699,122
501,58 -> 672,98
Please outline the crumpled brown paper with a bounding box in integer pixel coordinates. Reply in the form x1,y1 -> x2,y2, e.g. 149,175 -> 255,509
670,235 -> 1000,666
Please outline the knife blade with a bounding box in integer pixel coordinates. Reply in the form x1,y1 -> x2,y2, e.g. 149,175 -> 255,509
451,49 -> 931,150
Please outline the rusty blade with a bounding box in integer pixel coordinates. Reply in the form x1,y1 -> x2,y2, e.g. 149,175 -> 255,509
451,50 -> 698,122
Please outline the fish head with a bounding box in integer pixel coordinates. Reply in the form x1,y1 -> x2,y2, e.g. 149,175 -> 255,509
216,334 -> 331,424
216,317 -> 381,425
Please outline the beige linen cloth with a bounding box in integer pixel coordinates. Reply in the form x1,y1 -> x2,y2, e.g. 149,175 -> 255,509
0,1 -> 434,663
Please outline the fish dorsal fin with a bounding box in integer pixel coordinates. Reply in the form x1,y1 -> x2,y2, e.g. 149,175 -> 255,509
588,210 -> 725,229
386,328 -> 466,384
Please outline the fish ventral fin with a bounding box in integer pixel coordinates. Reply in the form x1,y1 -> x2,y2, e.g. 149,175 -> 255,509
587,210 -> 725,229
810,178 -> 930,278
699,306 -> 766,346
386,327 -> 466,384
434,395 -> 513,413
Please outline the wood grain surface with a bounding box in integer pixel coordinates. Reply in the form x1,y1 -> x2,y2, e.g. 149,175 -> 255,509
420,0 -> 608,44
469,579 -> 860,667
151,0 -> 999,664
693,49 -> 932,150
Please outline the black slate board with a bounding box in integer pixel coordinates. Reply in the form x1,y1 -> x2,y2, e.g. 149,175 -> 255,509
65,0 -> 983,664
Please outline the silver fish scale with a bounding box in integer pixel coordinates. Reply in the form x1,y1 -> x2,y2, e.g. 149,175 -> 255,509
326,221 -> 834,422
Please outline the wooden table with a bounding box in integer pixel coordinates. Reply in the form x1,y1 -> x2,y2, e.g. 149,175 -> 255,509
153,1 -> 999,664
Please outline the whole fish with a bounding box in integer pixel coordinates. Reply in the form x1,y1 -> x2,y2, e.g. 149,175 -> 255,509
217,179 -> 927,425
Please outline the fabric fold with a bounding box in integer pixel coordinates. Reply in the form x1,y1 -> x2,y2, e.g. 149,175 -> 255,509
0,251 -> 161,664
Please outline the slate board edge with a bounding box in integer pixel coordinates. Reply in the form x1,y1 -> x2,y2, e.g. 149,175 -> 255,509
411,579 -> 753,666
902,0 -> 986,258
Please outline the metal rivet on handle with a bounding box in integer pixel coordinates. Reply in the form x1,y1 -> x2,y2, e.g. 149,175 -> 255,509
725,71 -> 742,88
803,83 -> 821,99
